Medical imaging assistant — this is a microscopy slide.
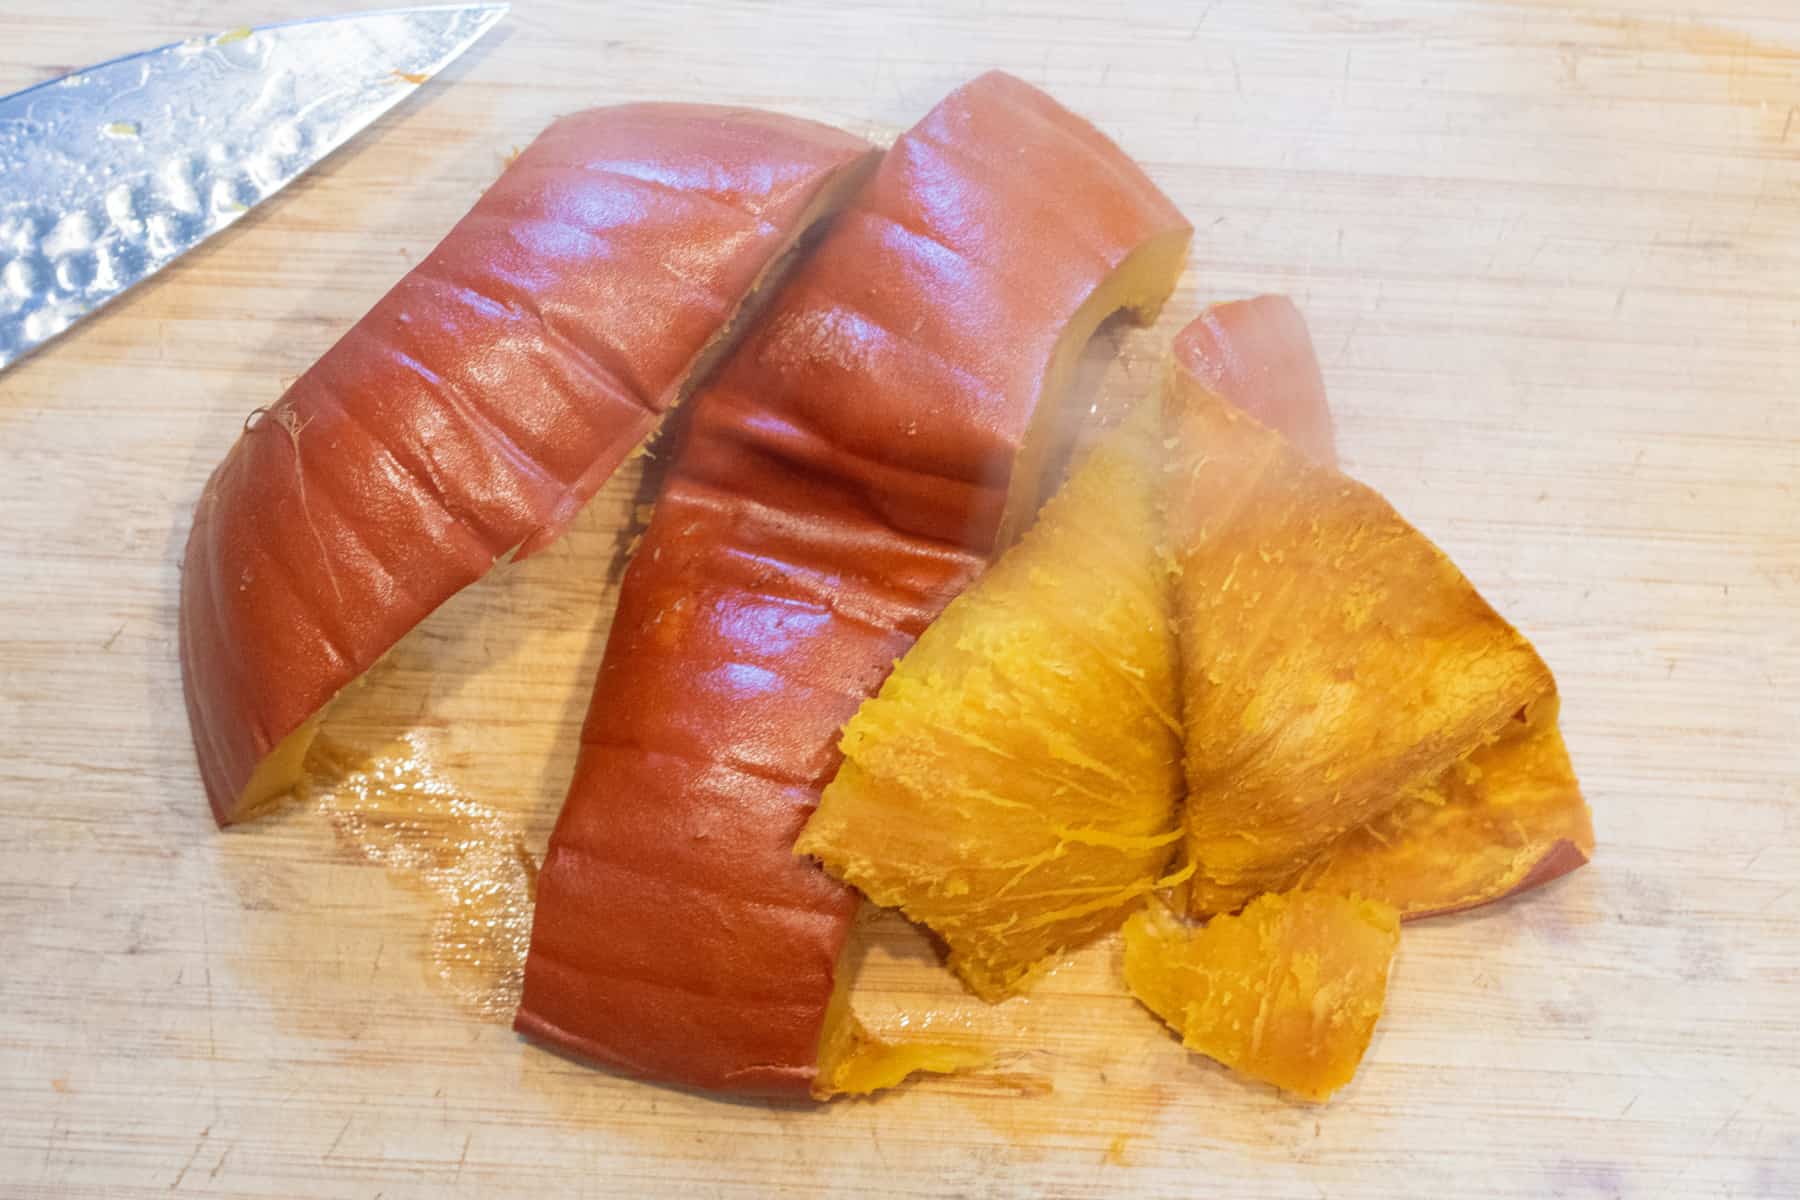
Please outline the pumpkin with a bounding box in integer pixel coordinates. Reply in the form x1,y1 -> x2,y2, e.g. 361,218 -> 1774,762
516,71 -> 1192,1097
796,398 -> 1184,1002
1165,366 -> 1557,916
181,104 -> 876,825
1123,892 -> 1399,1101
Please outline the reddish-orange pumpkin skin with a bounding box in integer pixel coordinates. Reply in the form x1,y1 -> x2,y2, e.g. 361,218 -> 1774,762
1174,294 -> 1337,468
516,72 -> 1190,1096
180,105 -> 874,825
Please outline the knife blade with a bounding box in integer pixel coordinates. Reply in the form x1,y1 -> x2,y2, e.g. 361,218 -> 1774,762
0,4 -> 508,373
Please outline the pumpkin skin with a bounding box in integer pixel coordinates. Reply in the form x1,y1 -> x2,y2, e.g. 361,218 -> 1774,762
181,104 -> 877,826
1173,294 -> 1337,469
1123,893 -> 1399,1102
515,71 -> 1191,1097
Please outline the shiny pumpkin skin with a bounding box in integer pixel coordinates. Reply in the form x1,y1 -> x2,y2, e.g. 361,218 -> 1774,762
181,104 -> 876,825
516,71 -> 1191,1096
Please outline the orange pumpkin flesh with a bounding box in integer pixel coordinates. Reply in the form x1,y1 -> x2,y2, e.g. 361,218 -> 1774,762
796,296 -> 1349,1003
1166,368 -> 1557,917
515,71 -> 1191,1097
797,399 -> 1185,1002
1122,893 -> 1399,1101
181,105 -> 877,825
1170,297 -> 1592,921
1297,694 -> 1595,918
813,974 -> 990,1096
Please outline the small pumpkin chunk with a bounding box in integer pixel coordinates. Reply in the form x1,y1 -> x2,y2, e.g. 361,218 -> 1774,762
1123,892 -> 1399,1101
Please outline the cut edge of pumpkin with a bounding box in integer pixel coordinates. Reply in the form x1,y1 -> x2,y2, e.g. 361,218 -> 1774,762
996,226 -> 1191,549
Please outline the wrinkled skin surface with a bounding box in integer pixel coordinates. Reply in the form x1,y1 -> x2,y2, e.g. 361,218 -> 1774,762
182,105 -> 875,824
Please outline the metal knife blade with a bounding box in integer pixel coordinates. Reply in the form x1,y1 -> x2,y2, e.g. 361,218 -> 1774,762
0,5 -> 508,373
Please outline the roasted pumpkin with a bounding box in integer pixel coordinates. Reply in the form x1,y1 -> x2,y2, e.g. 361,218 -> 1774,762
516,71 -> 1192,1097
796,298 -> 1337,1002
182,105 -> 877,825
1170,298 -> 1592,919
1123,892 -> 1399,1101
1166,367 -> 1557,916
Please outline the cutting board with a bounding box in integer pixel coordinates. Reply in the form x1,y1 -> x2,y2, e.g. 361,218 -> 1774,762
3,1 -> 1797,1196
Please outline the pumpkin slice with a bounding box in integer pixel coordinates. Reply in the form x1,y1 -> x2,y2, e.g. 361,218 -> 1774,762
796,399 -> 1184,1002
181,105 -> 878,825
1166,368 -> 1557,916
1297,693 -> 1594,918
1122,892 -> 1399,1101
516,71 -> 1192,1097
1171,297 -> 1591,918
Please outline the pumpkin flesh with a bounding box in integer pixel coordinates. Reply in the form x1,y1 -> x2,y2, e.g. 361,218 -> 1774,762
1123,892 -> 1399,1101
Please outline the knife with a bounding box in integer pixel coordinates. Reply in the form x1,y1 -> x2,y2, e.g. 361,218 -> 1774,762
0,4 -> 508,374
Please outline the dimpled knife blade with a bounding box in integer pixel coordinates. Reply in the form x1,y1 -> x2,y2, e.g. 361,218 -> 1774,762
0,5 -> 508,373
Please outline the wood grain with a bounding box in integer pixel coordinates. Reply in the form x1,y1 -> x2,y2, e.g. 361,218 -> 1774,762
2,2 -> 1796,1196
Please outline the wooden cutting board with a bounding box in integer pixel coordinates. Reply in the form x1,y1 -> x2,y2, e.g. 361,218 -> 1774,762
3,2 -> 1796,1196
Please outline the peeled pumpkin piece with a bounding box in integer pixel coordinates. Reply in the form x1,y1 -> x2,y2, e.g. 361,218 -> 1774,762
1167,368 -> 1557,916
797,399 -> 1185,1002
1172,296 -> 1592,919
1122,893 -> 1399,1102
1297,693 -> 1595,918
516,70 -> 1192,1097
181,104 -> 877,825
